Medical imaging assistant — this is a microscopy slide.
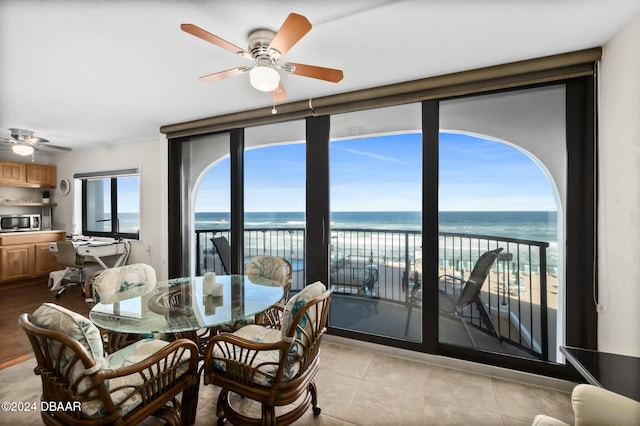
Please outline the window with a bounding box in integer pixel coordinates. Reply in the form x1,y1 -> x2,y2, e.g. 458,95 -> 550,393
437,87 -> 565,361
168,66 -> 596,378
75,169 -> 140,240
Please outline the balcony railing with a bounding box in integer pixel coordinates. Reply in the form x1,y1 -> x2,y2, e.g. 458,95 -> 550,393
195,227 -> 552,360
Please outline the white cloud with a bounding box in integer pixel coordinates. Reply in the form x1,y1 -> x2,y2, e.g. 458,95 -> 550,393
338,147 -> 409,165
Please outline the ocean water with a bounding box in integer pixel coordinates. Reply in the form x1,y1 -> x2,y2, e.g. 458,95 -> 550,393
195,211 -> 559,272
195,211 -> 557,243
439,211 -> 557,243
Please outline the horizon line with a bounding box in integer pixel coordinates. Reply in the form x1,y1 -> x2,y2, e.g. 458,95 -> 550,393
194,210 -> 558,213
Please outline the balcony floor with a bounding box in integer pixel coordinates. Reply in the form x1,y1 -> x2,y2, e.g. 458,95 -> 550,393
330,294 -> 536,359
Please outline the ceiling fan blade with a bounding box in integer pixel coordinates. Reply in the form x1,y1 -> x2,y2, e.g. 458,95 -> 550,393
41,144 -> 72,152
181,24 -> 252,59
285,62 -> 344,83
268,13 -> 312,56
199,66 -> 250,82
26,136 -> 49,144
271,82 -> 288,103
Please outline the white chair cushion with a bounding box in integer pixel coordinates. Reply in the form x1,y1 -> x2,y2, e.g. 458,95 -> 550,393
531,414 -> 569,426
93,263 -> 156,304
572,384 -> 640,426
281,281 -> 326,353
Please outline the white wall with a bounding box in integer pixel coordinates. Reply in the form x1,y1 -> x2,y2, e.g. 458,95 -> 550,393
51,137 -> 169,279
598,11 -> 640,357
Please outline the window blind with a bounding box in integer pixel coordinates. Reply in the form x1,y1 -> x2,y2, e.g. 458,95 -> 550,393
73,168 -> 139,179
160,48 -> 601,139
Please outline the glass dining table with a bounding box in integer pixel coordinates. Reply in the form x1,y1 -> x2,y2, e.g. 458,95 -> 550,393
89,274 -> 284,336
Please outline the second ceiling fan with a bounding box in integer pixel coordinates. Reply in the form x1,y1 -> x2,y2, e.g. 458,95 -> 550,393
181,13 -> 343,102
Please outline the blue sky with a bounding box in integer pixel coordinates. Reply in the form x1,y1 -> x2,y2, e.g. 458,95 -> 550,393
116,176 -> 140,213
195,132 -> 556,212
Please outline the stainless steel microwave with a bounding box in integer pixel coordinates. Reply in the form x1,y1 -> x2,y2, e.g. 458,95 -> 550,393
0,214 -> 41,232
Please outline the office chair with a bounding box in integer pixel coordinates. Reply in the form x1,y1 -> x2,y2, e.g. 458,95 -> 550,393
54,240 -> 99,298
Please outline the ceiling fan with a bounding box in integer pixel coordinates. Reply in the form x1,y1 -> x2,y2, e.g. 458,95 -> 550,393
181,13 -> 344,103
0,128 -> 72,156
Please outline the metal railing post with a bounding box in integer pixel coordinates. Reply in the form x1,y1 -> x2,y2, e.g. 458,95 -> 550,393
196,230 -> 202,274
539,245 -> 549,360
404,232 -> 410,296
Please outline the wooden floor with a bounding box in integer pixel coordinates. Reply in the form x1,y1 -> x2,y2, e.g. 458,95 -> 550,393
0,279 -> 89,368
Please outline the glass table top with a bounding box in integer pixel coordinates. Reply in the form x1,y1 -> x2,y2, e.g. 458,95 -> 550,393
90,274 -> 284,334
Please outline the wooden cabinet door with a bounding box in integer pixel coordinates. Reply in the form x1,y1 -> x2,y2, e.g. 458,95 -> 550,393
0,244 -> 34,282
34,242 -> 61,277
26,164 -> 56,187
0,161 -> 26,186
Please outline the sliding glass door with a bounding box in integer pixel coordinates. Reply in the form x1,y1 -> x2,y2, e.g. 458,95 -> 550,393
169,132 -> 231,277
437,86 -> 565,362
328,104 -> 423,341
244,121 -> 306,291
168,76 -> 595,378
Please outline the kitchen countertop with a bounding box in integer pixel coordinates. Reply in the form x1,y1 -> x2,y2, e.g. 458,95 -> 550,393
0,229 -> 65,236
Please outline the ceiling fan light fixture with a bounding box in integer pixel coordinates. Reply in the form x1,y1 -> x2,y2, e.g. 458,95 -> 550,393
249,65 -> 280,92
12,143 -> 34,156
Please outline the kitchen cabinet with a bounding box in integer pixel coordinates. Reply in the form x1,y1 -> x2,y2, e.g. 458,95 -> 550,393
26,163 -> 56,187
34,242 -> 60,277
0,161 -> 26,186
0,243 -> 33,282
0,161 -> 56,188
0,231 -> 65,284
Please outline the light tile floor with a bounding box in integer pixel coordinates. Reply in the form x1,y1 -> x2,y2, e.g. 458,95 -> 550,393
0,341 -> 574,425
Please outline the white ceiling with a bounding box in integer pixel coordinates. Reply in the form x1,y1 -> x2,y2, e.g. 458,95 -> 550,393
1,0 -> 639,153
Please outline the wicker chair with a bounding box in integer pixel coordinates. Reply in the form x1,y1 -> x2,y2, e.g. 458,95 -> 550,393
19,303 -> 200,425
215,255 -> 293,335
83,263 -> 157,353
245,255 -> 293,303
203,281 -> 332,426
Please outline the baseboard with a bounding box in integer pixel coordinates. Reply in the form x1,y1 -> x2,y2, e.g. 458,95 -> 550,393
0,354 -> 34,371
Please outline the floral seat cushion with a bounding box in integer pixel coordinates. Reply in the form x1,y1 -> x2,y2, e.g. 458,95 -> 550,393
31,303 -> 191,417
215,256 -> 290,334
101,338 -> 192,417
224,325 -> 284,387
281,281 -> 326,355
31,303 -> 105,369
245,256 -> 288,287
93,263 -> 156,304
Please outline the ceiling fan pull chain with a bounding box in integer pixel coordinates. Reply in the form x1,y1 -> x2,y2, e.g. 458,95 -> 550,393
309,98 -> 315,116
